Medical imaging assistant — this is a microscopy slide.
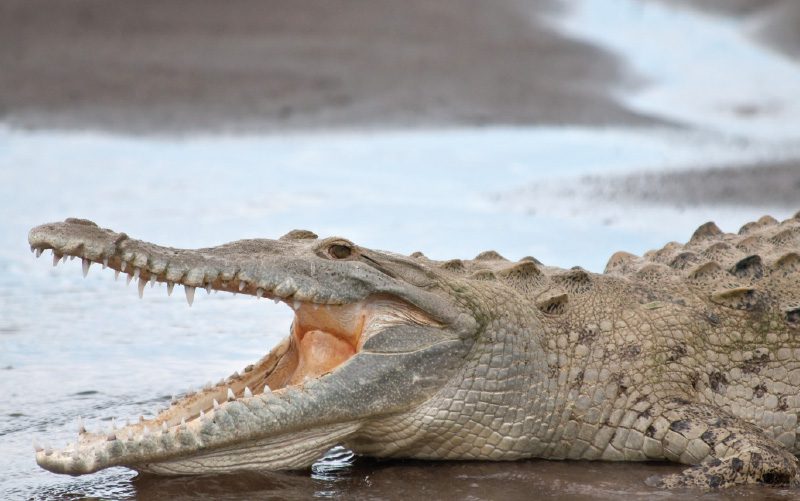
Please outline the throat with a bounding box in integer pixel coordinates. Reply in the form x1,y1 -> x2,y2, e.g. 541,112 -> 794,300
289,330 -> 355,385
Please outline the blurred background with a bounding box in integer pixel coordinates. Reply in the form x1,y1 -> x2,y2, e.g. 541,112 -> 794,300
1,1 -> 799,499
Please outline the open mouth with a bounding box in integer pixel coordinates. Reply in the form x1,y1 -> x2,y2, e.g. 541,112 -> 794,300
29,235 -> 434,473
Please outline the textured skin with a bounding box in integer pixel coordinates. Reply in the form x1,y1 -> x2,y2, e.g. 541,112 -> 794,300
28,212 -> 800,489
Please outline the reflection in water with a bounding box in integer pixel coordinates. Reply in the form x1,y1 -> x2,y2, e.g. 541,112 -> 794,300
30,452 -> 799,501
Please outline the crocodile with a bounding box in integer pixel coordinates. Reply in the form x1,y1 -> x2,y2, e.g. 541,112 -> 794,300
27,213 -> 800,489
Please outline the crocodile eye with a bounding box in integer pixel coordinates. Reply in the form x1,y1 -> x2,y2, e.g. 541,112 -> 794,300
328,244 -> 352,259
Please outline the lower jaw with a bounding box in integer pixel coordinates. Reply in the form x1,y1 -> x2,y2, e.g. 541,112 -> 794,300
133,421 -> 362,475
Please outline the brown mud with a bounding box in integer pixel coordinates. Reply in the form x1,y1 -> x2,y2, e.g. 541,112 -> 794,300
0,0 -> 658,134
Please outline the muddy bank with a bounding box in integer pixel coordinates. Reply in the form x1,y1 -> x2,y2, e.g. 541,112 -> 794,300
0,0 -> 656,134
585,163 -> 800,209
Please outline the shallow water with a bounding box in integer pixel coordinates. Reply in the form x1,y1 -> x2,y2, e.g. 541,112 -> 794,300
0,124 -> 797,499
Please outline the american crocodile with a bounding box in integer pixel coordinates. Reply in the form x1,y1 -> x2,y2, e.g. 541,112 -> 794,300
28,213 -> 800,489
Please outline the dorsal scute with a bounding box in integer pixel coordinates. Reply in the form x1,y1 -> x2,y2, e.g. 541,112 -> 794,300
497,260 -> 543,279
603,213 -> 799,286
729,254 -> 764,280
710,287 -> 766,311
474,250 -> 507,261
669,251 -> 700,270
770,226 -> 800,247
470,269 -> 497,281
440,258 -> 465,272
552,267 -> 593,293
536,292 -> 569,315
687,261 -> 723,281
604,251 -> 639,274
279,229 -> 318,241
690,221 -> 723,243
774,252 -> 800,272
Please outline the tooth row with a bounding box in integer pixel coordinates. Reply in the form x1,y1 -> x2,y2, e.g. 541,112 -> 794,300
31,247 -> 316,309
63,383 -> 272,443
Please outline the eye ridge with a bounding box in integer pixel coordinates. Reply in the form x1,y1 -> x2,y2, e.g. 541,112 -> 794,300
328,243 -> 353,259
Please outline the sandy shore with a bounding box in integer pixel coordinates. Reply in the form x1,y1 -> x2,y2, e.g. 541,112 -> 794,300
0,0 -> 658,134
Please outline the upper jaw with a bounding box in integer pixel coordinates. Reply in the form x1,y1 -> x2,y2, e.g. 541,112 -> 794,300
27,218 -> 460,321
28,218 -> 367,306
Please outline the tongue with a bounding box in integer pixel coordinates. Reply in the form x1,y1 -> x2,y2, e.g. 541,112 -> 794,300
289,330 -> 354,384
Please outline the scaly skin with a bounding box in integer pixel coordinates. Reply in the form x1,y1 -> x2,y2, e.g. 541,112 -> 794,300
27,212 -> 800,489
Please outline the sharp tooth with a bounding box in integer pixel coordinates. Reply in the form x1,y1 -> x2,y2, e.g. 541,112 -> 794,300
35,248 -> 43,258
205,283 -> 212,294
162,422 -> 168,433
244,386 -> 253,398
150,275 -> 156,287
185,285 -> 195,306
121,260 -> 127,272
292,300 -> 301,310
102,257 -> 108,269
213,399 -> 220,409
126,273 -> 133,286
256,288 -> 264,298
70,255 -> 75,261
133,267 -> 140,279
81,258 -> 91,277
273,298 -> 280,304
77,416 -> 86,434
137,277 -> 146,298
167,282 -> 174,296
264,384 -> 272,394
30,246 -> 36,254
114,269 -> 120,281
238,281 -> 246,292
52,253 -> 61,267
62,255 -> 68,264
227,388 -> 235,401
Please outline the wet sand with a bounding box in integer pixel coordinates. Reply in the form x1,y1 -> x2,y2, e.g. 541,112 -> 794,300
0,0 -> 657,134
585,163 -> 800,209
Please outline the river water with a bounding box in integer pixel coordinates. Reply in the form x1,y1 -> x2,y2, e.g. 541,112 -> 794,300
3,0 -> 800,499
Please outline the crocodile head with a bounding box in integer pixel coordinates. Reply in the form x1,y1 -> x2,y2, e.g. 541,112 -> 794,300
28,218 -> 480,475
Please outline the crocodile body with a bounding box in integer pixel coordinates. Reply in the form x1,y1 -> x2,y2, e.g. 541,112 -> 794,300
28,212 -> 800,489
